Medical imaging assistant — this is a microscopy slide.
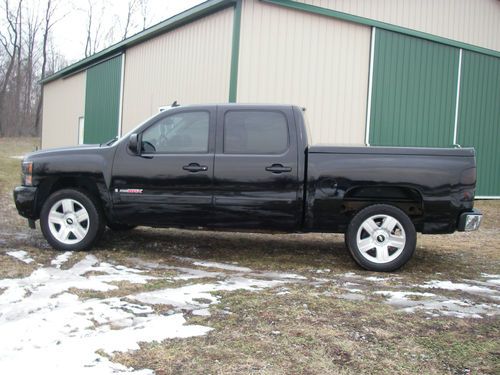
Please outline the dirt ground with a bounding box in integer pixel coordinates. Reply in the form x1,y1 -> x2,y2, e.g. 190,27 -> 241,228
0,138 -> 498,374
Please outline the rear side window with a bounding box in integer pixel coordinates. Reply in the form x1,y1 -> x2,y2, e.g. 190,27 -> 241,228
223,111 -> 288,154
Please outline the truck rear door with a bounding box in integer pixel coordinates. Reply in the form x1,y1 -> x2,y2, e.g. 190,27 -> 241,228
212,105 -> 301,230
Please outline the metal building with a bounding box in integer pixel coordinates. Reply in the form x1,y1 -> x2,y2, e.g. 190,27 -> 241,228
41,0 -> 500,198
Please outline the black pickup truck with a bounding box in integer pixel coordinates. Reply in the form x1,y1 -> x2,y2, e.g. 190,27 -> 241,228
14,104 -> 482,271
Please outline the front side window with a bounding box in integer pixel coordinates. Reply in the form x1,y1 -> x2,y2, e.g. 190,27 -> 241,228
223,111 -> 289,154
141,111 -> 209,153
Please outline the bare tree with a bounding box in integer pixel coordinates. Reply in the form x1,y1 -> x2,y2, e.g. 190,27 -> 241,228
35,0 -> 57,134
0,0 -> 22,136
122,0 -> 138,40
83,0 -> 107,57
138,0 -> 149,30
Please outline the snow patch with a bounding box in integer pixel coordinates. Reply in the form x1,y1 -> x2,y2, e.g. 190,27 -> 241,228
133,277 -> 285,310
0,255 -> 191,374
421,280 -> 496,294
375,290 -> 498,319
6,250 -> 34,264
51,251 -> 73,268
0,253 -> 301,374
174,256 -> 252,272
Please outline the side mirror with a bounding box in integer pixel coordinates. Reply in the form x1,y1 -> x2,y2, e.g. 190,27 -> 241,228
128,133 -> 141,155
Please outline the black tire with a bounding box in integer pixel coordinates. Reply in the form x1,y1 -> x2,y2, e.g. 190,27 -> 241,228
345,204 -> 416,272
40,189 -> 105,251
107,222 -> 137,231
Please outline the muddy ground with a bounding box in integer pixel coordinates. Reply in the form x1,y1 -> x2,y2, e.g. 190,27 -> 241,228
0,138 -> 498,374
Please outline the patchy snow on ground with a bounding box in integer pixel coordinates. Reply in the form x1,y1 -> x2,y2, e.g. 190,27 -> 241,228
133,276 -> 285,310
375,290 -> 498,319
6,250 -> 34,264
420,280 -> 496,294
0,252 -> 299,374
51,251 -> 73,268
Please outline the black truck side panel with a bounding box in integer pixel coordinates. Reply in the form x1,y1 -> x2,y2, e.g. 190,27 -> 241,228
305,146 -> 476,234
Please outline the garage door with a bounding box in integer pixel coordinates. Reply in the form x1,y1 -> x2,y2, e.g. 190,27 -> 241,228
457,51 -> 500,197
368,30 -> 459,147
83,55 -> 123,144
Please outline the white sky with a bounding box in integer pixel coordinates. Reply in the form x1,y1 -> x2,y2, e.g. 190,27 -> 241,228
51,0 -> 205,63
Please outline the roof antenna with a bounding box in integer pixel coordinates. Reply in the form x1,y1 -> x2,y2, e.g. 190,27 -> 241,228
171,100 -> 180,107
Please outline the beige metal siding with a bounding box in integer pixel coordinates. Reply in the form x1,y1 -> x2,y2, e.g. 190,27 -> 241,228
299,0 -> 500,52
41,71 -> 86,149
238,0 -> 371,145
121,8 -> 234,133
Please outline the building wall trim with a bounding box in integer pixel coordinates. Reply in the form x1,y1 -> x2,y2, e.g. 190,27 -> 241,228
261,0 -> 500,59
229,0 -> 242,102
453,49 -> 463,146
364,26 -> 376,146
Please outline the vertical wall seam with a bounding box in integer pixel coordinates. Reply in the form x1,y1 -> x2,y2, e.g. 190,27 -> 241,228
118,52 -> 126,137
229,0 -> 242,102
453,48 -> 463,145
365,26 -> 376,146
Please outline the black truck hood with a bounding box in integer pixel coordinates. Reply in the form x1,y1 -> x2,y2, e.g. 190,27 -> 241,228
24,144 -> 103,161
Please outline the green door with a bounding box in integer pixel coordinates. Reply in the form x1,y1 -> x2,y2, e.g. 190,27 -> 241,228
83,55 -> 122,144
457,51 -> 500,197
369,30 -> 459,147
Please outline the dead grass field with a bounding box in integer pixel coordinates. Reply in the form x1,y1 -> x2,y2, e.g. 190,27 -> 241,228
0,138 -> 498,374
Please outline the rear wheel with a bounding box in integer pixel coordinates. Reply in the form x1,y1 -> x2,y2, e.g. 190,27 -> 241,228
345,204 -> 416,272
40,189 -> 104,251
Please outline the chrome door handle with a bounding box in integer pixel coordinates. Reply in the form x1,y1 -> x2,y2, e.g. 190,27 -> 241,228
265,164 -> 292,174
183,163 -> 208,172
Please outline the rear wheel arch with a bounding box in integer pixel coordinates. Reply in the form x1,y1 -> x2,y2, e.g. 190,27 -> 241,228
343,185 -> 425,229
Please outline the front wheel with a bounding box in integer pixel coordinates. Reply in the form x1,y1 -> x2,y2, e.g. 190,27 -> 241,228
345,204 -> 416,272
40,189 -> 104,251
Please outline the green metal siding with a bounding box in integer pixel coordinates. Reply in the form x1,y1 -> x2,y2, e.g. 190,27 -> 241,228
369,30 -> 459,147
457,51 -> 500,196
84,55 -> 122,144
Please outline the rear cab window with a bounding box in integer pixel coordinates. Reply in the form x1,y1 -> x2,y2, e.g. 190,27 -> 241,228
223,110 -> 289,154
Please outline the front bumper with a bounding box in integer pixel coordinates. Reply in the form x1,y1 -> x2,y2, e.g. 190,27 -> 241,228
13,186 -> 38,220
457,209 -> 482,231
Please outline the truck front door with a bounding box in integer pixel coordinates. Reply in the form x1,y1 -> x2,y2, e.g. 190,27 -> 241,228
111,108 -> 215,227
213,105 -> 301,230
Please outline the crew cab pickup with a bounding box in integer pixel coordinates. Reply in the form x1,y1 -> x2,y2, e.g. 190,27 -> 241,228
13,104 -> 482,271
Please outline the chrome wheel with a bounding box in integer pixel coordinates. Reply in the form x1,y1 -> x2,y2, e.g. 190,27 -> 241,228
48,198 -> 90,245
356,214 -> 406,264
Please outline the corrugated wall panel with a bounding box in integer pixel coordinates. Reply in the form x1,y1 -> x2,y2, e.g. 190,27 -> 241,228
457,51 -> 500,197
41,72 -> 86,149
238,0 -> 371,145
84,55 -> 122,144
121,7 -> 233,133
369,30 -> 459,147
299,0 -> 500,52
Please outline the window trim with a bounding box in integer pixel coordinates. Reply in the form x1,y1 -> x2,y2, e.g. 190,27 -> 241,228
140,110 -> 211,155
222,109 -> 290,155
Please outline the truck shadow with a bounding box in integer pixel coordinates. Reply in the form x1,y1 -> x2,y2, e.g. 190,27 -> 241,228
98,226 -> 356,271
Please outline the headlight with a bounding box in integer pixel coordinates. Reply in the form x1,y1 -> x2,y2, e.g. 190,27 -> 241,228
22,161 -> 33,186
